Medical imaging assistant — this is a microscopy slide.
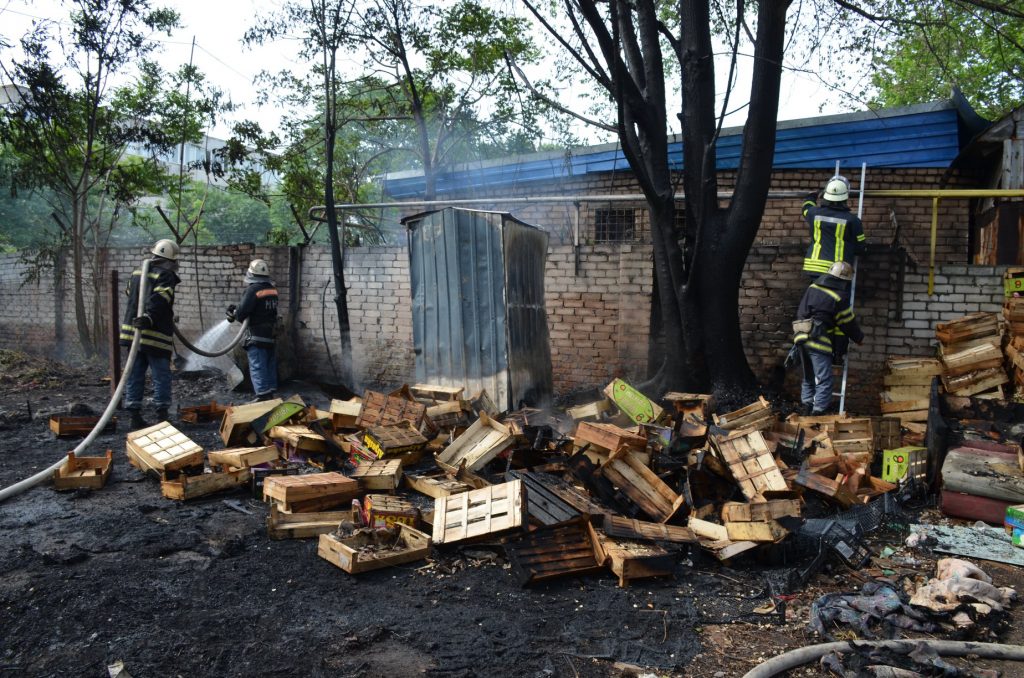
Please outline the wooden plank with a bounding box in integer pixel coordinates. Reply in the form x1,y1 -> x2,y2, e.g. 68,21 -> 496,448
602,515 -> 698,543
714,396 -> 774,432
725,520 -> 787,543
219,399 -> 283,446
53,450 -> 113,491
431,480 -> 526,545
267,504 -> 350,539
208,445 -> 278,469
688,517 -> 729,542
711,429 -> 788,500
880,398 -> 931,414
794,466 -> 856,508
160,467 -> 251,501
317,524 -> 430,574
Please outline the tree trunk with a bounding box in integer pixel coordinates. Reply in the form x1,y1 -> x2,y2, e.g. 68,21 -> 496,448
71,197 -> 94,357
324,115 -> 353,386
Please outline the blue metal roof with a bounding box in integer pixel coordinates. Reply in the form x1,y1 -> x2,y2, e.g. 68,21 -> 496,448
382,102 -> 977,199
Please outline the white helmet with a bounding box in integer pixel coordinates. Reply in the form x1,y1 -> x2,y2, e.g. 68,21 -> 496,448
151,239 -> 179,261
828,261 -> 854,280
823,178 -> 849,203
247,259 -> 269,276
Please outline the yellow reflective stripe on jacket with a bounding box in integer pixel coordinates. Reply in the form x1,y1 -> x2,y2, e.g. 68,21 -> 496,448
802,200 -> 816,218
810,283 -> 841,302
803,258 -> 831,273
153,285 -> 174,302
834,222 -> 846,262
856,233 -> 866,242
811,219 -> 822,261
805,339 -> 833,352
836,308 -> 855,322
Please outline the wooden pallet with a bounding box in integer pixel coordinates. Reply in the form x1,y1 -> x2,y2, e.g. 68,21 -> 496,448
126,422 -> 204,476
219,399 -> 283,446
267,504 -> 351,539
710,429 -> 788,501
506,517 -> 603,585
713,396 -> 774,433
602,515 -> 698,544
49,415 -> 116,438
160,467 -> 251,500
53,451 -> 113,491
263,472 -> 360,508
587,522 -> 674,588
601,448 -> 685,523
936,312 -> 1000,346
405,470 -> 474,499
208,445 -> 278,470
350,458 -> 403,491
318,524 -> 431,574
435,412 -> 514,472
356,390 -> 426,429
505,470 -> 581,526
432,480 -> 526,545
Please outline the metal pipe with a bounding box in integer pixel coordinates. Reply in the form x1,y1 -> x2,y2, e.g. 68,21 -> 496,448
839,163 -> 867,415
0,258 -> 151,503
929,196 -> 941,295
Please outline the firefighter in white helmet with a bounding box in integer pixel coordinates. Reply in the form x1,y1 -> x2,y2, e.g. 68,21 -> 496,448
120,239 -> 181,429
800,176 -> 866,278
226,259 -> 279,401
791,261 -> 864,415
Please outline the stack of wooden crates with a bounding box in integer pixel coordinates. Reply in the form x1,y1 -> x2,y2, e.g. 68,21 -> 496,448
1004,268 -> 1024,397
936,312 -> 1007,399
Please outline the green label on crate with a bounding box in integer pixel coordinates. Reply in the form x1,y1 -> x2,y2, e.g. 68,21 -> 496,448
606,378 -> 663,423
1006,273 -> 1024,298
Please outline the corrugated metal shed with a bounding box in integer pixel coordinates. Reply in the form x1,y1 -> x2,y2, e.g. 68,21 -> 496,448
383,101 -> 987,199
406,208 -> 553,412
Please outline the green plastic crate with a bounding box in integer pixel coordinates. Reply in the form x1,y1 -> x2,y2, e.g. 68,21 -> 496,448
881,446 -> 927,483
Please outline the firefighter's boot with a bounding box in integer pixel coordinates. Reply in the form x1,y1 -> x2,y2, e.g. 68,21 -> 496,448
129,408 -> 148,430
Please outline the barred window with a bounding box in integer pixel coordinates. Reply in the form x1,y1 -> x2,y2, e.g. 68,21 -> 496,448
594,208 -> 635,242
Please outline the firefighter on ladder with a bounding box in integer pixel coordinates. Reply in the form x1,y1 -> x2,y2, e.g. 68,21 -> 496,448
791,261 -> 864,416
226,259 -> 279,402
801,177 -> 866,279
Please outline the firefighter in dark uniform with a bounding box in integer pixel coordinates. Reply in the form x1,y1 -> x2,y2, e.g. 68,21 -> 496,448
801,177 -> 866,278
792,261 -> 864,415
120,239 -> 181,429
226,259 -> 279,401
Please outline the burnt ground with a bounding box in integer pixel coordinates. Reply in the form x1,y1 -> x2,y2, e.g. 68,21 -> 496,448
1,351 -> 1023,678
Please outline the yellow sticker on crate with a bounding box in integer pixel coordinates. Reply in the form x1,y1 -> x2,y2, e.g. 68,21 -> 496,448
603,378 -> 664,424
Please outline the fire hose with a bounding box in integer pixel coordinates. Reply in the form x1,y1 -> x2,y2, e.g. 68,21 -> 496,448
0,258 -> 248,503
741,640 -> 1024,678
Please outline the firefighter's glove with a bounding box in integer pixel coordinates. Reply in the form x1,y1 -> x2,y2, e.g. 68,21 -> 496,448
225,305 -> 237,323
132,315 -> 153,330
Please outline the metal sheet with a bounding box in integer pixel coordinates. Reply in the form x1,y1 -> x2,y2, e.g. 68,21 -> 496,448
408,208 -> 552,412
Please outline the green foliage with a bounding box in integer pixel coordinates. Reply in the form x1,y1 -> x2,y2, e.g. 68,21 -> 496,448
868,3 -> 1024,119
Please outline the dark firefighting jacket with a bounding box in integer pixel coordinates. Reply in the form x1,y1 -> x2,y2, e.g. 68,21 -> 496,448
119,260 -> 180,356
793,274 -> 864,356
802,193 -> 866,275
235,280 -> 278,348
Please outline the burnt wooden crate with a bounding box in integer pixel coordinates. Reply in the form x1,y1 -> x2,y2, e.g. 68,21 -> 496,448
263,472 -> 360,512
364,494 -> 419,528
720,498 -> 800,523
573,421 -> 646,454
425,400 -> 472,431
432,480 -> 526,545
602,515 -> 697,544
405,470 -> 474,499
601,448 -> 685,523
871,417 -> 902,451
219,399 -> 283,446
350,458 -> 403,491
710,429 -> 788,501
208,445 -> 278,470
53,451 -> 113,491
161,467 -> 251,500
178,401 -> 227,424
126,422 -> 204,476
506,517 -> 603,585
267,504 -> 351,540
363,422 -> 427,459
49,415 -> 117,438
318,524 -> 431,574
936,312 -> 1000,347
944,367 -> 1009,397
356,390 -> 426,429
435,412 -> 514,472
713,396 -> 775,433
505,470 -> 581,526
588,522 -> 674,588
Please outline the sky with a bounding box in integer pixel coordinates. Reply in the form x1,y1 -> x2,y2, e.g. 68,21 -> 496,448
0,0 -> 853,146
